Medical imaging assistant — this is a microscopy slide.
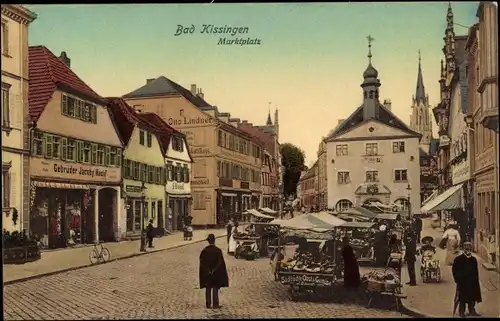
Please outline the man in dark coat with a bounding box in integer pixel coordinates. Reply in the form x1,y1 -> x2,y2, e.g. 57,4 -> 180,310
413,216 -> 423,243
404,231 -> 417,286
199,234 -> 229,309
341,236 -> 361,289
452,242 -> 481,317
146,219 -> 154,248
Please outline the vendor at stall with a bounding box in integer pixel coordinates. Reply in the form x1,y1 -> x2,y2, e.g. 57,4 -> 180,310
342,236 -> 361,289
374,229 -> 389,266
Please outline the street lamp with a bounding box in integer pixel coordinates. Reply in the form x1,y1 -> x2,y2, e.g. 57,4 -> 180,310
140,181 -> 147,252
406,183 -> 412,221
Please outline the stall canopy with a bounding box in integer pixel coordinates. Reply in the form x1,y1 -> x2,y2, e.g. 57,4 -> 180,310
259,207 -> 278,215
243,209 -> 275,220
279,213 -> 346,240
268,218 -> 287,225
420,183 -> 464,213
375,213 -> 400,221
338,221 -> 376,229
351,206 -> 378,219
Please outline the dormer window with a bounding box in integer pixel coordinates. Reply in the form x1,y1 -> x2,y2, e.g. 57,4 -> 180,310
172,136 -> 184,152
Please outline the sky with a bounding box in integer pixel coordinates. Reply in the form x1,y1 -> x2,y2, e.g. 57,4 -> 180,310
26,2 -> 479,166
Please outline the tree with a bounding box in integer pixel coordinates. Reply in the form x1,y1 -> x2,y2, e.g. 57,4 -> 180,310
280,143 -> 306,197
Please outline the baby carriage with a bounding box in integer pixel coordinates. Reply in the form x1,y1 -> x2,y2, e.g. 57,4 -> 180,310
419,236 -> 441,283
183,225 -> 193,241
235,240 -> 260,260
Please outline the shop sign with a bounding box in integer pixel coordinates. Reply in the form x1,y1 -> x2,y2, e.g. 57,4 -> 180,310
278,273 -> 333,287
30,158 -> 120,183
172,182 -> 185,190
191,147 -> 211,155
240,181 -> 250,189
167,109 -> 214,126
452,159 -> 470,185
126,185 -> 142,193
192,178 -> 210,185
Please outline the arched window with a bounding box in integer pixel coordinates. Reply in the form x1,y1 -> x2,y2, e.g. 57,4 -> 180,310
394,198 -> 410,211
335,199 -> 353,212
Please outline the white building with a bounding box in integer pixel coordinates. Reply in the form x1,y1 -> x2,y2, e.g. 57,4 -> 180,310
139,112 -> 193,232
1,5 -> 37,231
325,42 -> 422,214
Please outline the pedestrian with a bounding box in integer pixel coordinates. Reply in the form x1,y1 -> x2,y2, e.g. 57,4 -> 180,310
452,242 -> 481,317
199,233 -> 229,309
404,231 -> 417,286
146,219 -> 154,248
413,216 -> 423,243
341,236 -> 361,289
442,224 -> 461,265
226,218 -> 233,248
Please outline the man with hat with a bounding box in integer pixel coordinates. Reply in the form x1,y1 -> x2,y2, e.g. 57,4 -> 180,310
146,219 -> 155,248
199,233 -> 229,309
404,230 -> 417,286
452,242 -> 481,317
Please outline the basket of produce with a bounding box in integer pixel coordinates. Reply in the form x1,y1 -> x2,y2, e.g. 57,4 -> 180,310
367,280 -> 385,292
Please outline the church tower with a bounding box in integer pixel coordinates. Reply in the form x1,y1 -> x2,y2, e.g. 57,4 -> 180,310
410,50 -> 433,153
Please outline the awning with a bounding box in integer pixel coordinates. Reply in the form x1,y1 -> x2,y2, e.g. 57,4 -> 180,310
422,189 -> 438,206
33,181 -> 90,190
221,192 -> 237,197
259,207 -> 277,214
168,193 -> 192,199
242,209 -> 275,220
420,183 -> 464,213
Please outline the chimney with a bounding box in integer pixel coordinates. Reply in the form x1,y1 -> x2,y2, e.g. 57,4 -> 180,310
338,119 -> 345,125
191,84 -> 197,95
197,88 -> 204,99
59,51 -> 71,68
383,99 -> 392,111
147,78 -> 155,84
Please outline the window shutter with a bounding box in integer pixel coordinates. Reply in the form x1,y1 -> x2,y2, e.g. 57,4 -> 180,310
116,149 -> 122,167
185,167 -> 190,183
44,135 -> 53,159
62,95 -> 68,115
5,172 -> 11,208
91,144 -> 97,164
77,141 -> 83,163
61,138 -> 67,160
105,146 -> 111,166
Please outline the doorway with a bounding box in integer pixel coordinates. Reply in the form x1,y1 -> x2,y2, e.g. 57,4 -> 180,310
98,188 -> 116,242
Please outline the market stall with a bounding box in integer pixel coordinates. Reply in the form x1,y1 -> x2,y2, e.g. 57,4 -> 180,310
362,268 -> 406,310
234,209 -> 275,259
259,207 -> 278,217
275,213 -> 346,301
336,222 -> 377,265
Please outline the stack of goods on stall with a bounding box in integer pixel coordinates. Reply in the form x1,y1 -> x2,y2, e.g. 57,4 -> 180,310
233,230 -> 259,239
362,269 -> 401,292
279,252 -> 336,274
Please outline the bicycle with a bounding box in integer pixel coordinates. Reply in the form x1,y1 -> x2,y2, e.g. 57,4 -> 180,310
89,242 -> 111,265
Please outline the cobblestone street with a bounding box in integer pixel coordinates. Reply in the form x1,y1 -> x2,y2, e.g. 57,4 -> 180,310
4,239 -> 410,320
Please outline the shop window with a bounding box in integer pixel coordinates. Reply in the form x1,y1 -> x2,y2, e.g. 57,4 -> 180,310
126,199 -> 134,232
157,201 -> 163,225
151,201 -> 156,219
146,132 -> 152,147
2,162 -> 11,211
134,200 -> 141,231
97,146 -> 105,165
394,169 -> 408,182
144,201 -> 149,219
193,191 -> 206,210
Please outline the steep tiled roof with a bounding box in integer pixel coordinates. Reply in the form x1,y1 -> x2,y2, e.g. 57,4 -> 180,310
122,76 -> 211,108
28,46 -> 105,122
300,161 -> 318,181
237,122 -> 276,156
327,103 -> 421,140
107,98 -> 171,154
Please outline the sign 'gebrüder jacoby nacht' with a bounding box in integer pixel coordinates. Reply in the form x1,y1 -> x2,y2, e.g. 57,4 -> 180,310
30,158 -> 121,183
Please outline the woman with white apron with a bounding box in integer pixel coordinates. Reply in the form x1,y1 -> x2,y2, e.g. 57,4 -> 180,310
442,224 -> 461,265
228,223 -> 239,255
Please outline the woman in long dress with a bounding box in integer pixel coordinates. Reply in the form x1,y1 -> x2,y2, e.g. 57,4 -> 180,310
228,223 -> 239,255
442,224 -> 461,265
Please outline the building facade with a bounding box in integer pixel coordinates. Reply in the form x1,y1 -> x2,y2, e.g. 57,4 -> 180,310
28,47 -> 123,248
140,112 -> 193,231
298,162 -> 318,211
317,140 -> 328,210
1,5 -> 36,232
426,6 -> 473,243
467,1 -> 499,269
107,98 -> 169,238
419,140 -> 440,204
325,43 -> 421,214
123,77 -> 262,227
259,149 -> 279,209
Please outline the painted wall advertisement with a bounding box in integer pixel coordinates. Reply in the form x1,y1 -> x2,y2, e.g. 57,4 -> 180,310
30,158 -> 121,183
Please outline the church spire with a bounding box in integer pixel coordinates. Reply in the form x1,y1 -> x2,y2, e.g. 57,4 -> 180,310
266,102 -> 273,126
415,49 -> 426,105
361,35 -> 381,121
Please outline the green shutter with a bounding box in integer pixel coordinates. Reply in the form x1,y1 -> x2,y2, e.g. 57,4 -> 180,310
91,144 -> 97,164
105,146 -> 111,166
116,149 -> 122,167
43,135 -> 52,159
77,141 -> 84,163
61,138 -> 67,160
62,95 -> 68,115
